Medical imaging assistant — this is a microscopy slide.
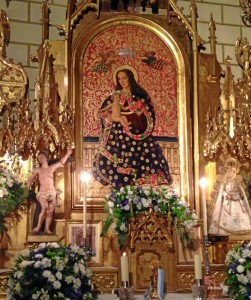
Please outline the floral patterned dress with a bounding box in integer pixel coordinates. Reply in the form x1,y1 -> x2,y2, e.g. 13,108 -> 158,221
93,91 -> 171,188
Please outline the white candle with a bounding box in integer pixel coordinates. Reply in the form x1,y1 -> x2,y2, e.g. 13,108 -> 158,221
83,183 -> 87,240
121,252 -> 129,282
80,172 -> 91,241
194,253 -> 203,279
199,177 -> 208,236
35,83 -> 40,100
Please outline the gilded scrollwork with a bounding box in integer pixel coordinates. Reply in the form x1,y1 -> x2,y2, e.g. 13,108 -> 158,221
0,10 -> 28,112
129,207 -> 173,251
203,44 -> 251,161
91,272 -> 118,292
0,274 -> 9,295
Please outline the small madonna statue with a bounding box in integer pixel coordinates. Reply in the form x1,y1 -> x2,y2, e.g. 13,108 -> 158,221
209,157 -> 251,236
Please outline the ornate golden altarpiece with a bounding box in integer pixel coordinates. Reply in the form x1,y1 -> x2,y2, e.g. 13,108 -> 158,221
0,0 -> 251,297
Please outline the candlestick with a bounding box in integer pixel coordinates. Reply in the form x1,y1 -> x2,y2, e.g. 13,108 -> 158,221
192,283 -> 206,300
204,234 -> 211,277
194,253 -> 203,280
83,183 -> 87,240
199,177 -> 208,236
80,171 -> 91,244
121,252 -> 129,283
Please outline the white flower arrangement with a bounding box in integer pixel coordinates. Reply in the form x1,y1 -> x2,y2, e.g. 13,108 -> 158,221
0,153 -> 27,240
224,242 -> 251,299
100,185 -> 198,249
7,242 -> 96,300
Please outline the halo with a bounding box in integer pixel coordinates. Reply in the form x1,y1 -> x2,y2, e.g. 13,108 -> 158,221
112,65 -> 138,85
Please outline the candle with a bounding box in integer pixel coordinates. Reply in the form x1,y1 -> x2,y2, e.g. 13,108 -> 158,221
35,83 -> 40,100
120,252 -> 129,282
194,253 -> 203,280
83,184 -> 87,240
199,177 -> 208,236
80,172 -> 91,241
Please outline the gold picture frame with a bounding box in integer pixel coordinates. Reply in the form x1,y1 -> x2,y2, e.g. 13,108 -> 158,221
72,16 -> 193,209
66,220 -> 103,265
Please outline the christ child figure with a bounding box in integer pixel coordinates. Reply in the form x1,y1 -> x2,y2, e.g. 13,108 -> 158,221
101,91 -> 131,128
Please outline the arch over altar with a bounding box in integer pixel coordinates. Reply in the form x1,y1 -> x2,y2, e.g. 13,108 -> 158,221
71,14 -> 194,210
66,9 -> 197,292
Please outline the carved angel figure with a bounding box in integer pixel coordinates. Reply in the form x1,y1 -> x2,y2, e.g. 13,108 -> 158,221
235,37 -> 251,74
209,157 -> 251,236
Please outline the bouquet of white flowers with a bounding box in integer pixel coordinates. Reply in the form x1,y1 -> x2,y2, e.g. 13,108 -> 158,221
224,242 -> 251,299
100,185 -> 198,249
7,242 -> 96,300
0,153 -> 27,241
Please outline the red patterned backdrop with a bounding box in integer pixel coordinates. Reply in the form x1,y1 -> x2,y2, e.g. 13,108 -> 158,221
82,25 -> 177,138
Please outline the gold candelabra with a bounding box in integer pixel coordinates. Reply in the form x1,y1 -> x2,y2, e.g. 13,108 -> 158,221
203,38 -> 251,161
0,8 -> 74,159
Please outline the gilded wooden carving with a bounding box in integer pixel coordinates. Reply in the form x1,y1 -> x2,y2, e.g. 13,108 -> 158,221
0,10 -> 27,112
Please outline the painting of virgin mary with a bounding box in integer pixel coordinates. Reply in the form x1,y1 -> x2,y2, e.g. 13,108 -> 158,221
93,66 -> 171,188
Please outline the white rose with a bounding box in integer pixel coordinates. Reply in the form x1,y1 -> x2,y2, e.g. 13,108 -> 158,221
21,249 -> 30,257
124,204 -> 130,211
48,242 -> 60,249
73,263 -> 79,274
15,271 -> 23,279
108,201 -> 115,208
37,243 -> 46,250
79,263 -> 86,275
73,278 -> 81,289
237,265 -> 245,273
70,245 -> 79,253
42,270 -> 52,278
220,284 -> 229,296
20,260 -> 34,268
53,280 -> 61,289
7,279 -> 14,289
14,282 -> 21,292
41,257 -> 51,268
55,271 -> 62,280
48,274 -> 56,283
65,275 -> 74,284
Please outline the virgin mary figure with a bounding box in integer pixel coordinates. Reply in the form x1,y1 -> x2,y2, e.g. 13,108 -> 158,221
93,66 -> 171,188
209,157 -> 251,236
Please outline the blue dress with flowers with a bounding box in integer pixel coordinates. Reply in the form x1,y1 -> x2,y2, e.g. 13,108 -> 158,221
93,90 -> 171,189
